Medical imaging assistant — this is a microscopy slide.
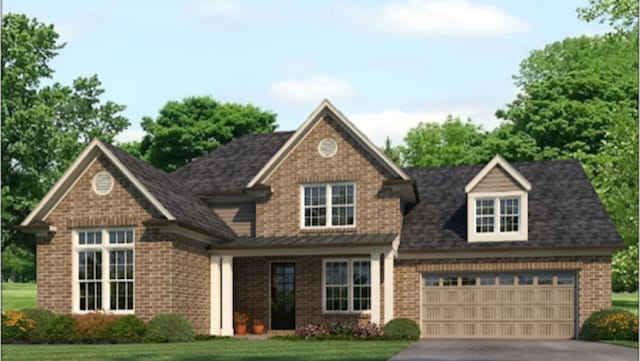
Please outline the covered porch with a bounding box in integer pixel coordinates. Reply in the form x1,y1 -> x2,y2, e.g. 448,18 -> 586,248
209,234 -> 398,336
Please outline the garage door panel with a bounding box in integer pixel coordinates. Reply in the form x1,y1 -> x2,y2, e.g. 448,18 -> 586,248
421,272 -> 576,339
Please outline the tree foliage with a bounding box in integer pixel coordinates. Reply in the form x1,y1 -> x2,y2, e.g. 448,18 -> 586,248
2,14 -> 128,259
140,96 -> 277,171
577,0 -> 639,32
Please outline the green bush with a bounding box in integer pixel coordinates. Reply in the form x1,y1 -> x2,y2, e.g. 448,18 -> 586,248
581,308 -> 638,341
2,311 -> 35,342
612,244 -> 639,292
108,315 -> 146,343
22,308 -> 56,342
145,314 -> 195,343
384,318 -> 420,340
45,315 -> 77,342
73,313 -> 119,342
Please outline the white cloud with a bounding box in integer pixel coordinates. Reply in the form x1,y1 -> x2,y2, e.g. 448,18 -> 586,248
115,129 -> 145,144
270,75 -> 355,104
190,0 -> 247,18
339,0 -> 530,36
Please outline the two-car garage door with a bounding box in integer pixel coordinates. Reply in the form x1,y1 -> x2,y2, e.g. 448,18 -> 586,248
421,272 -> 576,339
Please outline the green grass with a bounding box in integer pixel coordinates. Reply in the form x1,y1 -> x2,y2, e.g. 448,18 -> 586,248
1,282 -> 36,311
612,293 -> 638,314
600,340 -> 639,348
2,339 -> 412,361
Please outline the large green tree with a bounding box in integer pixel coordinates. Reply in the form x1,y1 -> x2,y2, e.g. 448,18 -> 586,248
140,96 -> 277,171
1,14 -> 128,278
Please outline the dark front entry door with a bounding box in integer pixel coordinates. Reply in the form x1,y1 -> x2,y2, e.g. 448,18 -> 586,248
271,263 -> 295,330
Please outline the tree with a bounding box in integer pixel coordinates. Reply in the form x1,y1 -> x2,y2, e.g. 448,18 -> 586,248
140,96 -> 277,171
401,116 -> 487,167
2,14 -> 128,270
382,137 -> 403,166
577,0 -> 639,32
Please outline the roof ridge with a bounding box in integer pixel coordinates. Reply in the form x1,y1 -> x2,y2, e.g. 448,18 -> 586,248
403,158 -> 579,172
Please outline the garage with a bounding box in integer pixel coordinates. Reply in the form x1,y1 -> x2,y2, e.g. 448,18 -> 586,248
421,272 -> 576,339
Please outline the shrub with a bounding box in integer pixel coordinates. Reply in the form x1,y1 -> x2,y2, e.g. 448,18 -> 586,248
45,315 -> 77,342
384,318 -> 420,340
22,308 -> 56,342
2,311 -> 35,342
581,308 -> 638,341
612,244 -> 639,292
328,323 -> 353,336
108,315 -> 146,343
145,314 -> 195,343
353,323 -> 384,338
295,323 -> 328,339
74,312 -> 120,342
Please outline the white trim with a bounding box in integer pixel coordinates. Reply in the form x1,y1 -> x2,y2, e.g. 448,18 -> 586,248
91,171 -> 114,196
300,182 -> 356,229
22,139 -> 175,226
370,253 -> 381,325
160,225 -> 217,244
212,246 -> 392,257
221,255 -> 234,336
72,228 -> 135,315
383,250 -> 394,324
464,154 -> 532,193
247,99 -> 410,187
321,258 -> 373,315
41,157 -> 99,222
467,191 -> 528,242
210,255 -> 221,335
318,138 -> 338,158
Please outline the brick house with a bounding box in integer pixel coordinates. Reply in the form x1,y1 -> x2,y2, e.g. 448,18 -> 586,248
19,100 -> 622,339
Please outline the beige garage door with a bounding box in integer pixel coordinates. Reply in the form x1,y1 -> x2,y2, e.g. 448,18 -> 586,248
421,272 -> 576,339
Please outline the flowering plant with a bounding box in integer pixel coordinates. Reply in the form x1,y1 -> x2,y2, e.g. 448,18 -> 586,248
233,311 -> 249,325
2,311 -> 35,342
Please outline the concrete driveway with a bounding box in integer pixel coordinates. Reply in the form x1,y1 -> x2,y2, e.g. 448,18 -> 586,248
390,340 -> 638,361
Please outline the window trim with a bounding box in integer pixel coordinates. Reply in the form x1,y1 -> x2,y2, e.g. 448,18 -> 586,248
321,258 -> 371,314
300,182 -> 356,229
72,228 -> 135,315
467,191 -> 528,242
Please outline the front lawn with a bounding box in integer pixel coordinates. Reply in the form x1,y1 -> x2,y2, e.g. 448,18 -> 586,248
612,293 -> 638,314
2,339 -> 411,361
1,282 -> 36,311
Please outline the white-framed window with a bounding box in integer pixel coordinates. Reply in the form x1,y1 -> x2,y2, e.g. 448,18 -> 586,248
467,191 -> 528,242
302,183 -> 355,228
322,259 -> 370,313
73,228 -> 134,314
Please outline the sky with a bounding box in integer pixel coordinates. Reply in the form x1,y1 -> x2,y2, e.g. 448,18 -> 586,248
6,0 -> 608,146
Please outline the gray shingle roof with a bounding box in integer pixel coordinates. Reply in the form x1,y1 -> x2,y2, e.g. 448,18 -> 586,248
216,233 -> 397,249
100,140 -> 236,240
400,159 -> 623,250
172,131 -> 295,194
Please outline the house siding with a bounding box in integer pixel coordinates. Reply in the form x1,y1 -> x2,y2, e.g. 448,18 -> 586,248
394,255 -> 612,333
255,115 -> 402,237
38,156 -> 210,334
471,166 -> 524,192
210,202 -> 255,237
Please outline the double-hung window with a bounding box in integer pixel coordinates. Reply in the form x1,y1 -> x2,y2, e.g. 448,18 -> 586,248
468,191 -> 527,241
302,183 -> 355,228
74,229 -> 134,313
323,259 -> 370,312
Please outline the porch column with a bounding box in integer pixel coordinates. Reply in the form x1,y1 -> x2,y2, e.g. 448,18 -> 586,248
221,255 -> 234,336
210,255 -> 221,335
383,250 -> 394,323
370,252 -> 381,325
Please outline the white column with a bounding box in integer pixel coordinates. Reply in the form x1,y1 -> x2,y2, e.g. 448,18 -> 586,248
383,250 -> 395,323
221,255 -> 234,336
370,252 -> 381,325
210,255 -> 221,335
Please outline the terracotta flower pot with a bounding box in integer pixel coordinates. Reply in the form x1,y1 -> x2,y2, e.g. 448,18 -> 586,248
235,324 -> 248,335
253,324 -> 265,334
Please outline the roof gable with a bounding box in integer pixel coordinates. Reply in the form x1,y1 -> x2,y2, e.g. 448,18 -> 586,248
465,155 -> 532,193
247,99 -> 410,187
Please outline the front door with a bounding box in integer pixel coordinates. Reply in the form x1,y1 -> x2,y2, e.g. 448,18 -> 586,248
271,263 -> 295,330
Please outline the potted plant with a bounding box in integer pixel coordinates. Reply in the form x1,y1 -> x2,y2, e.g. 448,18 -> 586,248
234,311 -> 249,335
252,319 -> 264,334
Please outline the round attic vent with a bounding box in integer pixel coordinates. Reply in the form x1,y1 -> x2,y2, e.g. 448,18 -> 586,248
318,138 -> 338,158
92,171 -> 114,195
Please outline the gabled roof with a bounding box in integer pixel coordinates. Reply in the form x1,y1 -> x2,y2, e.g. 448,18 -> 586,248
172,131 -> 294,194
246,99 -> 411,187
22,139 -> 236,241
465,154 -> 531,192
401,159 -> 623,250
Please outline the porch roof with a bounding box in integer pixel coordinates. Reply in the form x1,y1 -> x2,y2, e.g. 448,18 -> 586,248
213,233 -> 397,249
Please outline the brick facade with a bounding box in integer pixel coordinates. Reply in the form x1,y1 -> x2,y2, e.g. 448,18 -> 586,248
394,255 -> 612,330
39,156 -> 210,334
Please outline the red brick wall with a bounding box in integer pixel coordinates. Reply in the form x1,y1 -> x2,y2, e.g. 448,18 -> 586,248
394,255 -> 612,330
255,115 -> 402,237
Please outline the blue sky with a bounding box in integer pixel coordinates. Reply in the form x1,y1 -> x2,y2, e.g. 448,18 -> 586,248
6,0 -> 607,146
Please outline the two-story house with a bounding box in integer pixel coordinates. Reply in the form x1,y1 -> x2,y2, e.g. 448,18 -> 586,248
19,100 -> 622,339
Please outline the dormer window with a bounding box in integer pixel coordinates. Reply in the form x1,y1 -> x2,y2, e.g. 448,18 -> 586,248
301,183 -> 355,228
465,155 -> 530,242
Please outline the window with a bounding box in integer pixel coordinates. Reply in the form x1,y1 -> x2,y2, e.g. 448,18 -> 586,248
499,274 -> 515,285
500,198 -> 520,232
424,275 -> 439,287
517,274 -> 534,286
537,273 -> 553,285
475,200 -> 495,233
468,192 -> 528,242
479,274 -> 497,286
557,273 -> 574,285
476,198 -> 519,234
74,229 -> 134,313
461,275 -> 476,286
323,259 -> 370,312
442,276 -> 458,286
303,184 -> 355,228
